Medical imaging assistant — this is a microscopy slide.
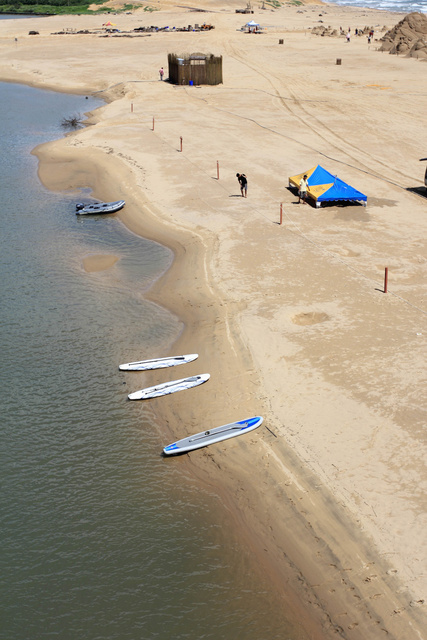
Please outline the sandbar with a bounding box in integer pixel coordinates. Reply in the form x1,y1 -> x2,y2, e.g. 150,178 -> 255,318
82,253 -> 119,272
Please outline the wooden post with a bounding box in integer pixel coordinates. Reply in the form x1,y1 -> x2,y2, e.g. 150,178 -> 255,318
180,136 -> 183,152
152,117 -> 155,131
217,161 -> 219,180
279,202 -> 283,225
384,267 -> 388,293
131,103 -> 133,113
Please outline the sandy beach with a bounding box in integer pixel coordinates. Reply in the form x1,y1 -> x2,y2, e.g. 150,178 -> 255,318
1,2 -> 426,637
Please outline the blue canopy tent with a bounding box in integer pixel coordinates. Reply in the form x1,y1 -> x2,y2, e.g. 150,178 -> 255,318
289,165 -> 367,208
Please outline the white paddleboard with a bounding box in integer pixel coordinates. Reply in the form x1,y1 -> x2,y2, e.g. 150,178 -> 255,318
163,416 -> 263,455
128,374 -> 210,401
119,353 -> 198,371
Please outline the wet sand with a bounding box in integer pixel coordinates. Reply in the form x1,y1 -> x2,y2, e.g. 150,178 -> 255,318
1,3 -> 426,637
82,254 -> 119,272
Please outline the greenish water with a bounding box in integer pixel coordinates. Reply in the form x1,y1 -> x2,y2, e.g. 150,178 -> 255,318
0,82 -> 309,640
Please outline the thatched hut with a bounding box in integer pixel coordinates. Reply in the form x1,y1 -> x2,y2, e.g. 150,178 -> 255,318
168,53 -> 223,86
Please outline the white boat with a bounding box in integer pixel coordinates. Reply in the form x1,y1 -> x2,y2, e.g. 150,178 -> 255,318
163,416 -> 263,455
119,353 -> 198,371
75,200 -> 125,215
128,374 -> 210,400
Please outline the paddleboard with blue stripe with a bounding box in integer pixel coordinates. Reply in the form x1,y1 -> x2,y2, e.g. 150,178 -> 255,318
128,373 -> 210,400
163,416 -> 263,455
119,353 -> 198,371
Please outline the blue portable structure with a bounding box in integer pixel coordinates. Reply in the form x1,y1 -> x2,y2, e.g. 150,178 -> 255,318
289,165 -> 367,208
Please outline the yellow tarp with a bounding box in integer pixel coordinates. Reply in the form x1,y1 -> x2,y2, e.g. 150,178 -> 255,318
288,166 -> 316,188
288,166 -> 333,202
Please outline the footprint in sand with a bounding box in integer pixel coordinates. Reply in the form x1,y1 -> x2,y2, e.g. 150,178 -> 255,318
292,311 -> 330,326
336,248 -> 360,258
410,599 -> 425,608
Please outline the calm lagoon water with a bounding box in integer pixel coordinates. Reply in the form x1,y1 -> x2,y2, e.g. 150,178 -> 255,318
0,83 -> 308,640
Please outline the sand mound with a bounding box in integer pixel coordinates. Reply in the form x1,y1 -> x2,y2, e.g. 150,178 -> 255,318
311,24 -> 375,38
311,25 -> 339,37
379,12 -> 427,59
311,24 -> 377,39
292,311 -> 330,325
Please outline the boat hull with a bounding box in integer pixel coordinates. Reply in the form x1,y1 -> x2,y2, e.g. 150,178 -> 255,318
76,200 -> 125,215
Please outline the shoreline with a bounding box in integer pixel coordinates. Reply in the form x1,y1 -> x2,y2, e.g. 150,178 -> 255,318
3,3 -> 426,637
33,135 -> 338,640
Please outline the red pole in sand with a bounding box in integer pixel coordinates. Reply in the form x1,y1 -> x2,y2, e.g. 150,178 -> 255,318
217,161 -> 219,180
280,202 -> 283,225
180,136 -> 183,152
384,267 -> 388,293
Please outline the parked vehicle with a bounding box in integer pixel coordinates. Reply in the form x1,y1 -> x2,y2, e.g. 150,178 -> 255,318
420,158 -> 427,187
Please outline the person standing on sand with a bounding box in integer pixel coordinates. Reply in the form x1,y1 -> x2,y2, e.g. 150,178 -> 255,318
346,31 -> 351,43
298,174 -> 308,204
159,67 -> 164,81
236,173 -> 247,197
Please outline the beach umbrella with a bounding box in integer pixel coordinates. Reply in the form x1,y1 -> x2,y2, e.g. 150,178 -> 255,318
246,20 -> 259,26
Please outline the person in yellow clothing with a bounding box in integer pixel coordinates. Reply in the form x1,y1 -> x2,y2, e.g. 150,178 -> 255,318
298,174 -> 308,204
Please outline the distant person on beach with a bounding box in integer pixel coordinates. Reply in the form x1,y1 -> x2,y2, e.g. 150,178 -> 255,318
346,31 -> 351,43
298,174 -> 308,204
236,173 -> 247,197
159,67 -> 164,81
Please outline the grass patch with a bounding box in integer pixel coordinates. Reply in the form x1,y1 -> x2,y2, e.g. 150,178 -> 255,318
263,0 -> 282,8
0,0 -> 143,14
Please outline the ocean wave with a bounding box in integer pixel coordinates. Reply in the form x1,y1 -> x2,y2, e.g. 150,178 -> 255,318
326,0 -> 427,14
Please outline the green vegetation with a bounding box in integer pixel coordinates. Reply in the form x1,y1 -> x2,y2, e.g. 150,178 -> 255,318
0,0 -> 142,15
263,0 -> 282,8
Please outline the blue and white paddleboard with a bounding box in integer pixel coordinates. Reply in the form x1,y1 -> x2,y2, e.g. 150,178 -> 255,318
119,353 -> 198,371
163,416 -> 263,455
128,373 -> 210,401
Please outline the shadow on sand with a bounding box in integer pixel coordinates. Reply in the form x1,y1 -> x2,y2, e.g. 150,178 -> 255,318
407,186 -> 427,200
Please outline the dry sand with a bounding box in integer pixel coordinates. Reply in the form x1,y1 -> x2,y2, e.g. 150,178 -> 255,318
1,2 -> 426,637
